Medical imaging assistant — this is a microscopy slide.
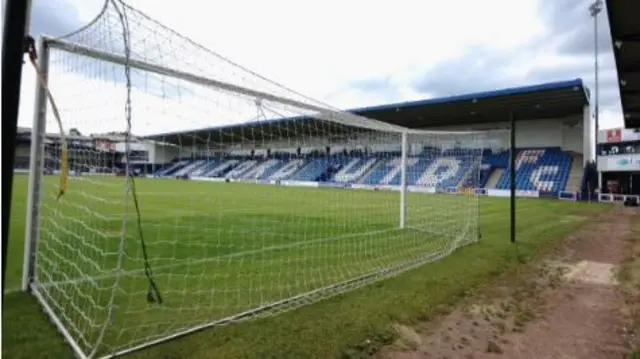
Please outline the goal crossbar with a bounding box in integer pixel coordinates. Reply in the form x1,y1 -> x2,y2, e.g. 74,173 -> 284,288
43,37 -> 411,135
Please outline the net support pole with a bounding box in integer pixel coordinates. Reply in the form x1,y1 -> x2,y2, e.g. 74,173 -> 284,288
399,131 -> 408,229
509,112 -> 517,243
2,0 -> 32,301
22,38 -> 50,292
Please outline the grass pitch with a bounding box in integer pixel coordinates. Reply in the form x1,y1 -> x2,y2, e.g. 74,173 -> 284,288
3,175 -> 607,359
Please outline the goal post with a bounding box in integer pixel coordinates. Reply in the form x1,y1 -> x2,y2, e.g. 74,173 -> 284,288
23,36 -> 50,292
20,2 -> 504,358
399,131 -> 408,229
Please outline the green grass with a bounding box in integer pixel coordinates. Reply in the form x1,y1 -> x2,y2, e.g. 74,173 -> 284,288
2,174 -> 608,359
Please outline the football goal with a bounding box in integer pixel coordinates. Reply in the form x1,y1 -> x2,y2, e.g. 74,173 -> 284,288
21,1 -> 505,358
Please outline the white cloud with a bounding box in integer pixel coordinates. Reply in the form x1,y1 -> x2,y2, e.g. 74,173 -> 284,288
18,0 -> 624,137
125,0 -> 544,104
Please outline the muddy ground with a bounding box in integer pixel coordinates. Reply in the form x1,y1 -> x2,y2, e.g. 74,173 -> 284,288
376,207 -> 639,359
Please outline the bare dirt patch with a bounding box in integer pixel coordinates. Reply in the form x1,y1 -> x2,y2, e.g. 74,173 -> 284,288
619,216 -> 640,356
376,207 -> 639,359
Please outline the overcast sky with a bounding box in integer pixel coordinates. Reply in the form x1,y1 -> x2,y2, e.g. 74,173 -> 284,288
13,0 -> 623,136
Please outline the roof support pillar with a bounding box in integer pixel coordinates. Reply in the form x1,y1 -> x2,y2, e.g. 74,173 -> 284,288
583,105 -> 592,166
509,112 -> 516,243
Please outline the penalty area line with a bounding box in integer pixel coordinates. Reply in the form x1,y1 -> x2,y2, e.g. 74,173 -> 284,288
3,286 -> 21,295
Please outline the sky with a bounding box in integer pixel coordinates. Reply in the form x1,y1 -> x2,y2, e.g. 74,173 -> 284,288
10,0 -> 624,137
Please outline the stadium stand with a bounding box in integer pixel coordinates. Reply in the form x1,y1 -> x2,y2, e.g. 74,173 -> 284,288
333,156 -> 379,183
153,145 -> 579,195
155,160 -> 190,176
289,156 -> 335,181
189,159 -> 219,177
173,160 -> 208,177
147,147 -> 558,193
205,159 -> 240,178
267,158 -> 308,180
493,148 -> 572,193
17,79 -> 592,199
361,155 -> 408,185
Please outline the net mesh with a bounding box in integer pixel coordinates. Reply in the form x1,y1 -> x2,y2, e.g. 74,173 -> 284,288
28,1 -> 503,357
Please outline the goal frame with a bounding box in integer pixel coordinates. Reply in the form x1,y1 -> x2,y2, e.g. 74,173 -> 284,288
21,35 -> 488,359
20,36 -> 422,359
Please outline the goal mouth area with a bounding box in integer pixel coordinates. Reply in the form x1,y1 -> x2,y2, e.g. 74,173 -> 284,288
29,172 -> 482,358
30,227 -> 469,359
33,221 -> 476,291
31,219 -> 473,355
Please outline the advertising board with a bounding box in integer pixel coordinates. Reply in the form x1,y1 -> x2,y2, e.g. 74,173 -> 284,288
597,154 -> 640,172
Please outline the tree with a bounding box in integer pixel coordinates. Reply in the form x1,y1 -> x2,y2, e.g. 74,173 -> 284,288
69,128 -> 82,136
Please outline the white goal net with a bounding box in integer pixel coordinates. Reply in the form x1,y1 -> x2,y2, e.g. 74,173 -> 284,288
22,1 -> 503,358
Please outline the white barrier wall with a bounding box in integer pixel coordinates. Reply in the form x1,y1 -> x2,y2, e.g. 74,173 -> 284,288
598,193 -> 640,204
187,176 -> 541,198
432,118 -> 584,154
150,142 -> 183,164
